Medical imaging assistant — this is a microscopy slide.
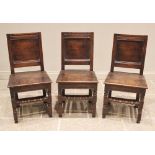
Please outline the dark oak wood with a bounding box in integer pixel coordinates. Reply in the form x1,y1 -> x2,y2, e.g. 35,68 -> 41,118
57,70 -> 97,83
56,32 -> 98,117
8,71 -> 51,88
102,34 -> 148,123
105,71 -> 148,89
7,32 -> 52,123
61,32 -> 94,70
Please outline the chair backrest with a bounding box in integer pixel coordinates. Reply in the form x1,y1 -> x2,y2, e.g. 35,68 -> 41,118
7,32 -> 44,74
110,34 -> 148,75
61,32 -> 94,71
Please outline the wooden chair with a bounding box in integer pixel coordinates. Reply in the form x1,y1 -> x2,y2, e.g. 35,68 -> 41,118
7,32 -> 52,123
102,34 -> 148,123
56,32 -> 98,117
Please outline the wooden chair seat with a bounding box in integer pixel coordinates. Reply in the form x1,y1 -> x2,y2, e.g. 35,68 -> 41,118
8,71 -> 51,88
56,70 -> 98,84
105,71 -> 148,89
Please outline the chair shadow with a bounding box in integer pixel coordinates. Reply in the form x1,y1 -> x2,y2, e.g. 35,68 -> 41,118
54,99 -> 93,118
107,102 -> 138,121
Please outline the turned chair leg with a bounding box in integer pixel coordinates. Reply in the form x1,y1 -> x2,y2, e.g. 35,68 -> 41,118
137,91 -> 145,123
102,88 -> 109,118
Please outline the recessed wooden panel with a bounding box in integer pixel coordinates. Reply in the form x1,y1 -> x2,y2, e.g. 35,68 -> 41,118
64,38 -> 90,59
7,32 -> 44,73
116,40 -> 143,62
11,39 -> 40,63
61,32 -> 94,70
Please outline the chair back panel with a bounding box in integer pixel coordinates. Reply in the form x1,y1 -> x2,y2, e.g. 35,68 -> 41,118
61,32 -> 94,70
7,32 -> 44,73
111,34 -> 148,74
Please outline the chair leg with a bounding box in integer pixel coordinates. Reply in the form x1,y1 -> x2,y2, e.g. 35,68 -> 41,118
108,90 -> 112,105
137,91 -> 145,123
10,89 -> 18,123
102,88 -> 109,118
134,93 -> 139,108
43,89 -> 46,97
47,85 -> 52,117
58,95 -> 63,117
92,104 -> 96,117
88,89 -> 92,113
61,89 -> 66,113
136,93 -> 139,101
92,88 -> 97,117
58,86 -> 63,117
89,89 -> 92,96
43,88 -> 52,116
15,93 -> 20,108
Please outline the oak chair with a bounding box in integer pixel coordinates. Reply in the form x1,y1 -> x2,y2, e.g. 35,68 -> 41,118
7,32 -> 52,123
102,34 -> 148,123
56,32 -> 98,117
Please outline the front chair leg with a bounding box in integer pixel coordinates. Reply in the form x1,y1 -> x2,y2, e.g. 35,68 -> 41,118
58,86 -> 63,117
47,85 -> 52,117
88,89 -> 92,113
61,89 -> 66,113
92,88 -> 97,117
137,91 -> 145,123
102,88 -> 109,118
58,97 -> 63,117
10,89 -> 18,123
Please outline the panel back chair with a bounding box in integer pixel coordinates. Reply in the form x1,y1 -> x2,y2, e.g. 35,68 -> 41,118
7,32 -> 52,123
56,32 -> 98,117
102,34 -> 148,123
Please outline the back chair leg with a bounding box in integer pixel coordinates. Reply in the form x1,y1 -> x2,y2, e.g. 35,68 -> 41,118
89,89 -> 92,96
108,90 -> 112,105
134,93 -> 139,108
136,93 -> 140,101
43,89 -> 46,97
